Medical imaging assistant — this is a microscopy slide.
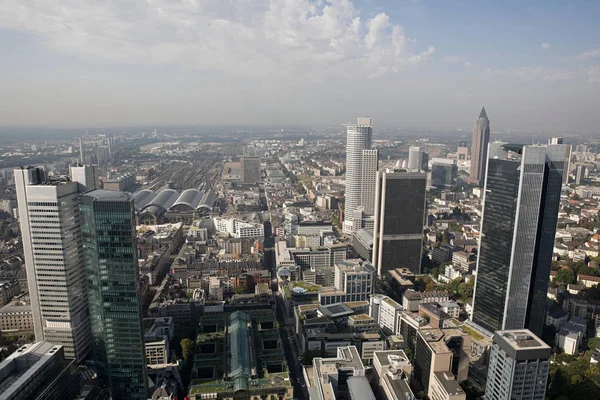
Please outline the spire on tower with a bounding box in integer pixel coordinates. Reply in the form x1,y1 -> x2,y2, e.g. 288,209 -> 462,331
479,106 -> 488,119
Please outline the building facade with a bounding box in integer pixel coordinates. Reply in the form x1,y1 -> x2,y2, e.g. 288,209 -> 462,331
472,144 -> 569,336
408,146 -> 423,172
14,166 -> 93,360
486,330 -> 551,400
343,117 -> 375,234
240,156 -> 261,183
80,190 -> 148,399
361,149 -> 379,215
469,107 -> 490,186
372,171 -> 427,276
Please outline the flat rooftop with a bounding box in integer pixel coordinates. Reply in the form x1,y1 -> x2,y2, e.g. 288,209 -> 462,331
493,329 -> 551,361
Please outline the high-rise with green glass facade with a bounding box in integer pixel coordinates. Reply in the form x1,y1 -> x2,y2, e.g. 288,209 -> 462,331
80,190 -> 148,399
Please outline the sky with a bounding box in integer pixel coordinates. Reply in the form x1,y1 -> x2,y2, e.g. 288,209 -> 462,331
0,0 -> 599,133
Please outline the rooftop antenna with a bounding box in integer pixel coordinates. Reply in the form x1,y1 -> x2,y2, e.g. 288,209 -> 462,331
79,137 -> 84,165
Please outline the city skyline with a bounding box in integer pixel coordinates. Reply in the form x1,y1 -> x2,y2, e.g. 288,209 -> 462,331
1,1 -> 599,132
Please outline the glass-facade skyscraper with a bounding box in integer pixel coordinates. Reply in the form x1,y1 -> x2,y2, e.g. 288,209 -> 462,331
372,170 -> 427,276
80,190 -> 148,399
472,144 -> 569,336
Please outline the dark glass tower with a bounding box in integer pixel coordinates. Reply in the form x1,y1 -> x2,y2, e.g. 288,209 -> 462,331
372,170 -> 427,276
472,144 -> 569,336
80,190 -> 148,399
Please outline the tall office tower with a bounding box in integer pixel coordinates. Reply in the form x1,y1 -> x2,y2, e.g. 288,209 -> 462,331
69,164 -> 99,193
360,149 -> 379,215
79,137 -> 84,164
575,164 -> 586,185
486,330 -> 551,400
421,152 -> 429,172
549,138 -> 571,184
240,156 -> 261,183
407,146 -> 423,171
471,144 -> 570,336
430,158 -> 458,189
343,117 -> 375,234
14,167 -> 92,360
469,107 -> 491,186
372,170 -> 427,277
95,146 -> 109,166
80,190 -> 148,399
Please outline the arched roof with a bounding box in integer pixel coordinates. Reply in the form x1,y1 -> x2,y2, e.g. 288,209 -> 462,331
228,311 -> 251,392
132,189 -> 157,211
197,190 -> 218,211
169,189 -> 203,211
141,189 -> 179,216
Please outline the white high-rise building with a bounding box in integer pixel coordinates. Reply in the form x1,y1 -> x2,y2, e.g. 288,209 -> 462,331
407,146 -> 423,171
14,166 -> 93,360
69,164 -> 99,193
343,117 -> 377,234
486,330 -> 551,400
361,149 -> 379,215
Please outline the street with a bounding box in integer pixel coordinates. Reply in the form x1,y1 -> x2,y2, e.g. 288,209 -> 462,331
276,291 -> 309,400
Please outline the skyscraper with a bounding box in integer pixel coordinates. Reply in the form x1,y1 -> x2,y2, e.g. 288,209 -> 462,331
486,330 -> 551,400
407,146 -> 423,172
469,107 -> 490,186
69,164 -> 99,193
360,149 -> 379,215
14,166 -> 92,360
372,170 -> 427,276
80,190 -> 148,399
343,117 -> 376,234
471,144 -> 569,336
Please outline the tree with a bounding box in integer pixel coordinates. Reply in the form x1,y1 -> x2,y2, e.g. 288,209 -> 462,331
458,277 -> 475,302
233,285 -> 246,295
555,269 -> 576,285
425,280 -> 437,292
180,338 -> 195,363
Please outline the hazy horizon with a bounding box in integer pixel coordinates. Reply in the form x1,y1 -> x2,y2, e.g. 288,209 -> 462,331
1,1 -> 599,133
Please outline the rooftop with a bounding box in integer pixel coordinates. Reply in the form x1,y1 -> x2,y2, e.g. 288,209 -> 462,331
493,329 -> 551,361
434,371 -> 465,397
83,189 -> 130,202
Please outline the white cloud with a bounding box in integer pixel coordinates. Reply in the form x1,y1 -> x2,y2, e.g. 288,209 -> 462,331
0,0 -> 434,80
464,61 -> 472,68
541,42 -> 550,50
486,66 -> 575,82
587,65 -> 600,83
441,55 -> 464,63
575,49 -> 600,60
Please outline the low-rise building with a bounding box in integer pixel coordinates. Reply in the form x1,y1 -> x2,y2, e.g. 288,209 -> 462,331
311,346 -> 376,400
413,328 -> 471,397
372,350 -> 416,400
452,251 -> 474,273
188,311 -> 293,400
0,281 -> 20,307
144,317 -> 175,365
0,341 -> 80,400
296,301 -> 385,364
439,300 -> 460,319
370,294 -> 403,335
0,298 -> 33,334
